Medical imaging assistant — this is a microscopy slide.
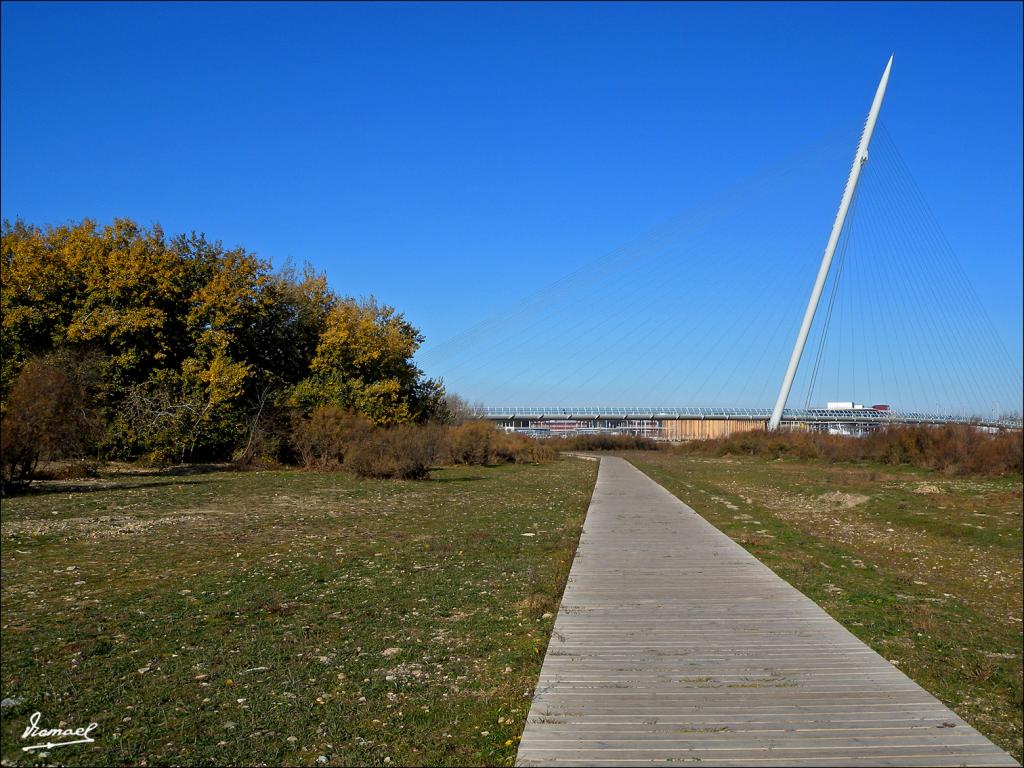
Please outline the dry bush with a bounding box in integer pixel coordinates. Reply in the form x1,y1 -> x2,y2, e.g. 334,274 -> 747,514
288,416 -> 555,478
446,421 -> 498,465
863,425 -> 1022,475
698,431 -> 826,461
289,407 -> 373,469
561,434 -> 661,451
492,431 -> 558,464
32,460 -> 100,481
345,424 -> 444,479
676,425 -> 1022,476
446,421 -> 556,465
1,356 -> 102,493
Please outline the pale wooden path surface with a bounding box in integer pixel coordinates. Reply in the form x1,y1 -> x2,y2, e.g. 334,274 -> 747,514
517,456 -> 1018,767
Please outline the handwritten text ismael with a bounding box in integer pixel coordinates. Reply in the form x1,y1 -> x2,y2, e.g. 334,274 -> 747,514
21,711 -> 99,752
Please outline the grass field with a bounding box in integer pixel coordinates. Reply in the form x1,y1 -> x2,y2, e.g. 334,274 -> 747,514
3,449 -> 1020,766
627,450 -> 1023,762
0,458 -> 597,766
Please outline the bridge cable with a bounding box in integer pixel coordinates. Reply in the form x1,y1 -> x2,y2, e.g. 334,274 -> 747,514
803,182 -> 860,408
417,124 -> 855,371
870,129 -> 993,412
880,126 -> 1023,404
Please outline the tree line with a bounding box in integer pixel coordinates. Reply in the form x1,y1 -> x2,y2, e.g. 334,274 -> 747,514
0,218 -> 473,487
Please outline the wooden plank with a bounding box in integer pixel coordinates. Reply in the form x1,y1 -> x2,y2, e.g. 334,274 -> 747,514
516,457 -> 1018,767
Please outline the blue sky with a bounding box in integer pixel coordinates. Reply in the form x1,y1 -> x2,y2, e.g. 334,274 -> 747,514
2,1 -> 1021,412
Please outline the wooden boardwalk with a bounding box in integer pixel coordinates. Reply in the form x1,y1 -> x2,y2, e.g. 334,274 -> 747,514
517,456 -> 1018,767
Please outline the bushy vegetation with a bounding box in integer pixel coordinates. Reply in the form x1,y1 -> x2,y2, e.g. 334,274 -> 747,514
0,352 -> 103,489
540,425 -> 1021,477
561,433 -> 661,451
285,416 -> 555,480
289,407 -> 375,469
344,423 -> 445,480
445,421 -> 557,466
0,218 -> 460,490
678,425 -> 1023,476
446,420 -> 500,465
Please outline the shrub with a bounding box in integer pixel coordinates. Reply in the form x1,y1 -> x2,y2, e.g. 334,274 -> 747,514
674,425 -> 1022,476
287,417 -> 555,478
445,422 -> 558,465
0,356 -> 102,493
561,434 -> 661,451
32,460 -> 101,481
518,439 -> 558,463
345,424 -> 443,479
492,431 -> 558,464
289,407 -> 373,469
446,421 -> 498,465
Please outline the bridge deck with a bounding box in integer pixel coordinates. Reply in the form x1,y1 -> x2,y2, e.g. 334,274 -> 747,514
516,456 -> 1018,767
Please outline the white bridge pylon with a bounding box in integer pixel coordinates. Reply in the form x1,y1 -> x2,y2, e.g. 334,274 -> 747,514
768,55 -> 894,431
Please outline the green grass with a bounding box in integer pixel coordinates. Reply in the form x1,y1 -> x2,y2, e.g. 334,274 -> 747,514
0,458 -> 598,766
625,450 -> 1023,763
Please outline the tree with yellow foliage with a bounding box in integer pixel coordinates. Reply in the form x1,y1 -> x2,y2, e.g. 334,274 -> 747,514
0,218 -> 447,467
290,296 -> 445,425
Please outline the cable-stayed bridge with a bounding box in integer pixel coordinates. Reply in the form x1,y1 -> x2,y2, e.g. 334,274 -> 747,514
418,57 -> 1023,438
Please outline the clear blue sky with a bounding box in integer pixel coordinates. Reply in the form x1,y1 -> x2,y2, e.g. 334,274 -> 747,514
3,1 -> 1021,412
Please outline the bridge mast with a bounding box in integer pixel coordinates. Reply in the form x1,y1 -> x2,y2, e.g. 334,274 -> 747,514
768,55 -> 893,432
